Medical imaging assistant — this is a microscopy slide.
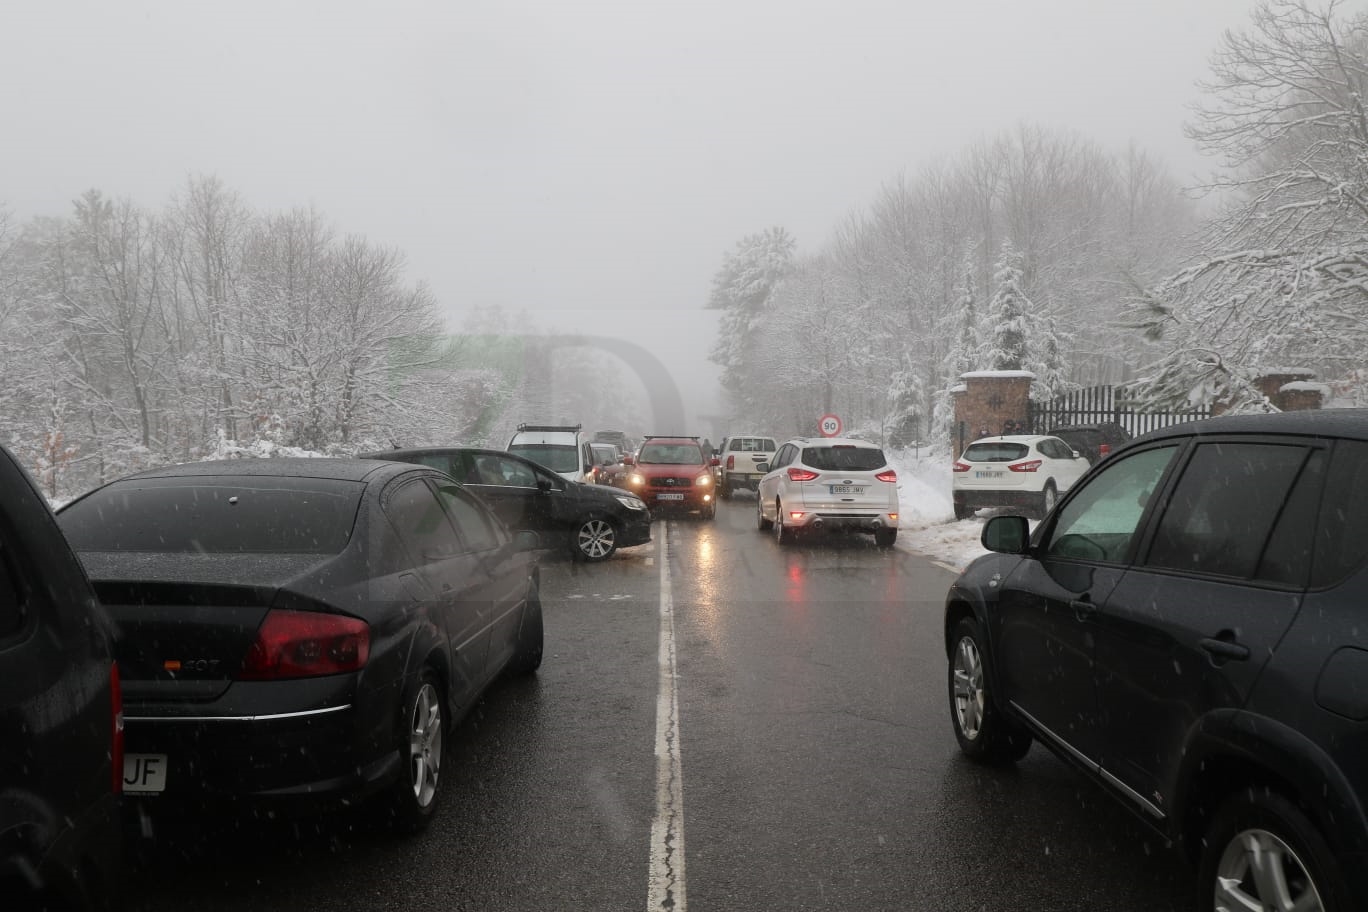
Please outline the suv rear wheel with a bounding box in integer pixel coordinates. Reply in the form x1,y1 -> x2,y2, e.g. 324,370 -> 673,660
1200,790 -> 1347,911
756,496 -> 773,530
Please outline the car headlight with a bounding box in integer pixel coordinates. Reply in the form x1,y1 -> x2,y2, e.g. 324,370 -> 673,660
615,495 -> 647,511
695,473 -> 713,486
628,473 -> 645,487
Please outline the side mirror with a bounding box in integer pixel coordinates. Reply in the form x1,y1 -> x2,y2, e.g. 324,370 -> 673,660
512,529 -> 540,552
536,479 -> 553,494
1071,449 -> 1082,459
981,515 -> 1030,554
622,455 -> 635,466
756,462 -> 770,473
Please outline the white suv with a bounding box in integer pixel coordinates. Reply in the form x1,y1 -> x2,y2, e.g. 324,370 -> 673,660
951,434 -> 1090,519
507,423 -> 594,484
718,434 -> 777,497
756,437 -> 900,547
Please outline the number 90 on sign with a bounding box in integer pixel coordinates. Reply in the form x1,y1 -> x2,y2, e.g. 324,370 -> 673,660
818,414 -> 842,437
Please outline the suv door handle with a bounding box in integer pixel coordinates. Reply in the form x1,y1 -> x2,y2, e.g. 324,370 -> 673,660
1199,635 -> 1250,663
1069,598 -> 1096,620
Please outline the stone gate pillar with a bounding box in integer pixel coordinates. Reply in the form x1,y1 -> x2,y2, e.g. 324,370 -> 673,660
951,370 -> 1035,456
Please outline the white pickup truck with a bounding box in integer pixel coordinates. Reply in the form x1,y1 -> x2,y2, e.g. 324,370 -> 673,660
717,435 -> 778,498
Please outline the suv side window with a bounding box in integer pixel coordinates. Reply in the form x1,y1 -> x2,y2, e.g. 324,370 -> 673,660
1044,446 -> 1178,563
1312,440 -> 1368,588
1144,442 -> 1313,581
771,444 -> 796,469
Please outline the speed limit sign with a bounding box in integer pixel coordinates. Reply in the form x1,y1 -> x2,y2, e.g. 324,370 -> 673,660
818,414 -> 842,437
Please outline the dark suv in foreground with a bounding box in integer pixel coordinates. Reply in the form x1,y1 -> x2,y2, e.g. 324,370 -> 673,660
945,409 -> 1368,910
0,444 -> 122,910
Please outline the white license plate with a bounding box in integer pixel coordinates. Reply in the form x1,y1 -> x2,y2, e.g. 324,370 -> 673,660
656,492 -> 685,501
123,753 -> 169,793
975,471 -> 1005,479
830,485 -> 865,494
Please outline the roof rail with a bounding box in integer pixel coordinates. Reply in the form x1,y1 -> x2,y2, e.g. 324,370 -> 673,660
642,435 -> 700,441
516,423 -> 582,433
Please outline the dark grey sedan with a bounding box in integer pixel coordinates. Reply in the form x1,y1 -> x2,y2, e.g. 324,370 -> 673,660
56,458 -> 542,832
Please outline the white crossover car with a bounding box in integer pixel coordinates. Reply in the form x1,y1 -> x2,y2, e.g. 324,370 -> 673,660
756,437 -> 899,547
952,434 -> 1090,519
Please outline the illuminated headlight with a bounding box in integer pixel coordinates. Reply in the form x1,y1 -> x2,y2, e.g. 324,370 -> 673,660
628,473 -> 646,487
695,474 -> 713,486
616,495 -> 647,511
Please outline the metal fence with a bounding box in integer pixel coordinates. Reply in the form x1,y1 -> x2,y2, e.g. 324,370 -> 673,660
1029,385 -> 1211,437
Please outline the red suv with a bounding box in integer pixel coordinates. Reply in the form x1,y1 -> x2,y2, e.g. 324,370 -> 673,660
624,436 -> 719,518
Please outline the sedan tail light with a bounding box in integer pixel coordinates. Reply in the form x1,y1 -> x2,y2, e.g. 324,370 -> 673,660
1008,460 -> 1042,473
787,467 -> 819,482
1098,444 -> 1111,458
238,609 -> 370,680
110,661 -> 124,794
875,470 -> 897,482
952,462 -> 970,473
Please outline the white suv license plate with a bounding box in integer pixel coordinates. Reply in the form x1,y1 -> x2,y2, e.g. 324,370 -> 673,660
123,753 -> 169,793
656,492 -> 685,501
975,471 -> 1004,479
830,485 -> 865,494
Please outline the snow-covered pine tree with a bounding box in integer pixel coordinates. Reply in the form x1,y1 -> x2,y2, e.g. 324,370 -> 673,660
984,241 -> 1030,372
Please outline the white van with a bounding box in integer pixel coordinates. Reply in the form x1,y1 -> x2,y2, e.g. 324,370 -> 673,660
507,424 -> 595,484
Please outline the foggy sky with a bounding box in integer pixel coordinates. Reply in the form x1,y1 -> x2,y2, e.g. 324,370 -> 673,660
0,0 -> 1269,428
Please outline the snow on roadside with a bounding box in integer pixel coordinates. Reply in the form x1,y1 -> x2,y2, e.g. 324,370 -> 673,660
886,448 -> 1018,572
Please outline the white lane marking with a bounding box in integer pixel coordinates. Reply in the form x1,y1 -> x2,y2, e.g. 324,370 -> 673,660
647,523 -> 686,912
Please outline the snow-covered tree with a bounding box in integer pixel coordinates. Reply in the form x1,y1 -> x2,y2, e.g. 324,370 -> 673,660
707,227 -> 795,421
984,242 -> 1031,371
1131,0 -> 1368,410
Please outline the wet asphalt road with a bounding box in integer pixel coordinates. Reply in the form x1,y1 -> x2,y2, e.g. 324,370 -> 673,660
123,495 -> 1195,911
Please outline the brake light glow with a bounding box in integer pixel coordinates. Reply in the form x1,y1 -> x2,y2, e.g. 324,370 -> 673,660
787,467 -> 819,482
238,609 -> 370,680
875,470 -> 897,482
952,462 -> 970,473
1009,460 -> 1042,473
726,455 -> 735,470
790,512 -> 805,520
1098,444 -> 1111,458
110,662 -> 124,794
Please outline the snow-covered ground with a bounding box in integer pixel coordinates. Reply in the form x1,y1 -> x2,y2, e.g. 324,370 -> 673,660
884,448 -> 1026,572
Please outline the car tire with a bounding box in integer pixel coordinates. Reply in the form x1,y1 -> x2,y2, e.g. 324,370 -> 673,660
1037,481 -> 1058,519
509,583 -> 544,675
948,616 -> 1031,764
388,669 -> 445,833
702,500 -> 716,520
774,500 -> 795,545
953,498 -> 974,521
720,481 -> 732,500
571,516 -> 618,562
1199,789 -> 1348,912
874,527 -> 897,548
756,495 -> 773,530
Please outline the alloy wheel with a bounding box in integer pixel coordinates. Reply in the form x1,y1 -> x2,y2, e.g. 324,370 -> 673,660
1215,828 -> 1323,912
577,518 -> 617,559
952,636 -> 984,740
407,682 -> 443,808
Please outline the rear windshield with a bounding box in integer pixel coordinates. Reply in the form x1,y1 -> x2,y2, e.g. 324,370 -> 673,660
801,446 -> 887,471
728,438 -> 776,452
508,444 -> 579,472
964,442 -> 1030,463
58,477 -> 362,554
638,443 -> 704,465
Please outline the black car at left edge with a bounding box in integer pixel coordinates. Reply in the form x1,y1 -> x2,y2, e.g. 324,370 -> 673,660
55,458 -> 543,833
364,447 -> 652,562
